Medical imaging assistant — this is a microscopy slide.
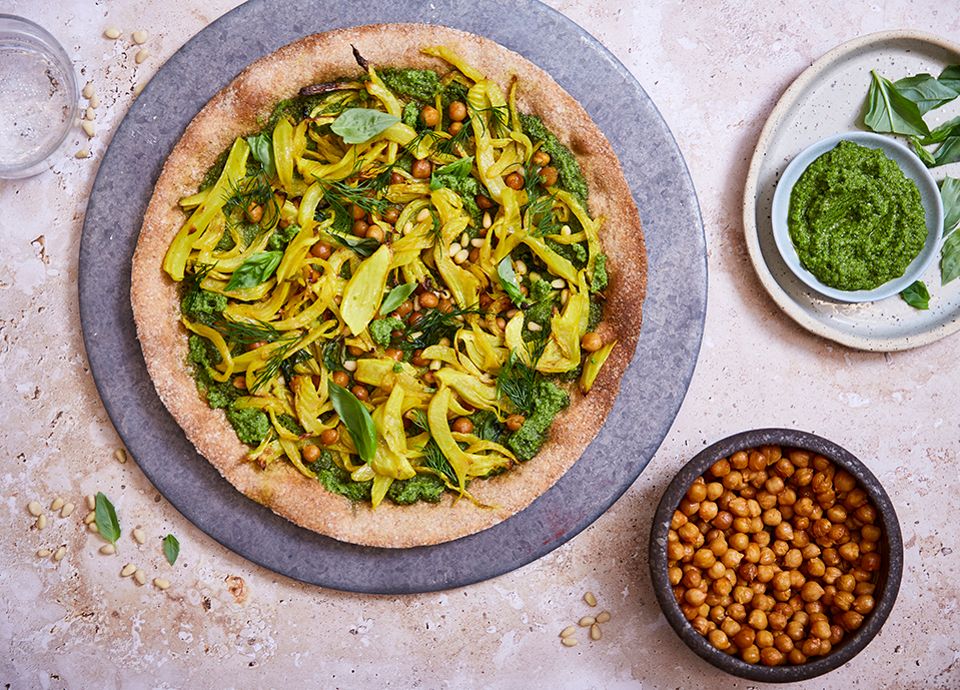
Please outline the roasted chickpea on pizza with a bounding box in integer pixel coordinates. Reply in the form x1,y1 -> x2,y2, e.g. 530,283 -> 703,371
132,25 -> 646,547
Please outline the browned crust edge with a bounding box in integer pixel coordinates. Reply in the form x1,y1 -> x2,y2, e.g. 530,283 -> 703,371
131,23 -> 647,548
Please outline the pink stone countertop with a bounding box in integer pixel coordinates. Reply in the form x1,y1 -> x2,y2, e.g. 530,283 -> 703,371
2,1 -> 958,688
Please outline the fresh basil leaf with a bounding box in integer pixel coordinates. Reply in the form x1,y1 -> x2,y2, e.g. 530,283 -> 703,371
938,65 -> 960,93
380,282 -> 417,315
900,280 -> 930,310
894,73 -> 959,114
429,156 -> 475,190
910,136 -> 937,167
497,257 -> 526,307
327,381 -> 377,463
329,232 -> 379,257
162,533 -> 180,565
330,108 -> 400,145
245,133 -> 277,179
95,492 -> 121,544
941,177 -> 960,286
919,116 -> 960,145
933,136 -> 960,167
225,251 -> 283,291
862,70 -> 930,137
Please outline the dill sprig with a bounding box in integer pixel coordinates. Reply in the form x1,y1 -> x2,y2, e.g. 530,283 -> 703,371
323,179 -> 389,214
495,339 -> 547,415
400,305 -> 484,350
527,193 -> 561,237
251,335 -> 303,392
469,104 -> 508,138
214,318 -> 284,346
422,439 -> 458,485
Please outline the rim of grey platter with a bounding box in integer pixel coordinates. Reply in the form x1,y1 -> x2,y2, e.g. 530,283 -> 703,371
78,0 -> 707,594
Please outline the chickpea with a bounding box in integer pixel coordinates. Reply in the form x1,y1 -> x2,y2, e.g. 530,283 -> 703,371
532,150 -> 551,167
351,385 -> 369,401
685,588 -> 707,607
506,414 -> 525,431
840,611 -> 864,631
383,206 -> 400,224
331,370 -> 350,387
476,194 -> 494,210
448,121 -> 463,136
755,630 -> 774,649
411,158 -> 432,179
708,629 -> 731,650
861,552 -> 882,572
578,331 -> 604,352
310,241 -> 333,259
452,417 -> 474,434
699,501 -> 719,522
320,428 -> 340,446
741,645 -> 761,664
760,647 -> 784,666
389,171 -> 405,185
366,225 -> 385,243
419,291 -> 440,309
504,172 -> 524,190
448,100 -> 468,122
539,166 -> 559,187
302,444 -> 321,463
384,347 -> 403,361
420,105 -> 440,127
352,219 -> 369,237
853,595 -> 875,615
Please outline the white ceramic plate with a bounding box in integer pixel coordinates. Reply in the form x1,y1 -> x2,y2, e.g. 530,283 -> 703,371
744,31 -> 960,351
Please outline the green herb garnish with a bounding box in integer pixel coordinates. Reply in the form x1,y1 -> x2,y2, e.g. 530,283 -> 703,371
862,70 -> 930,138
225,251 -> 282,291
95,492 -> 121,544
246,132 -> 277,178
380,282 -> 418,315
900,280 -> 930,310
331,108 -> 400,144
327,381 -> 377,463
497,257 -> 526,307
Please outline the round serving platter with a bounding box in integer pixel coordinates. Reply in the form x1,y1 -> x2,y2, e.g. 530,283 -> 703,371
78,0 -> 706,593
744,31 -> 960,352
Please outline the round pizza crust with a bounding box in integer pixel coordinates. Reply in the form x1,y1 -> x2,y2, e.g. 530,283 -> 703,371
131,23 -> 647,548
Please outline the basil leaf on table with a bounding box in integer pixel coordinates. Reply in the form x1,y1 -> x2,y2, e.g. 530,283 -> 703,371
327,381 -> 377,464
225,251 -> 282,291
95,492 -> 121,544
330,108 -> 400,145
162,533 -> 180,566
245,133 -> 277,179
497,257 -> 526,307
862,70 -> 930,138
893,73 -> 959,114
380,282 -> 418,315
900,280 -> 930,310
941,177 -> 960,286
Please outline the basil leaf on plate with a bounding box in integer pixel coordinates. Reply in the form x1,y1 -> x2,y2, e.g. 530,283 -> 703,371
327,381 -> 377,463
380,282 -> 417,315
900,280 -> 930,310
497,257 -> 526,307
862,70 -> 930,137
162,533 -> 180,566
941,177 -> 960,286
910,136 -> 937,167
919,116 -> 960,145
245,133 -> 277,179
329,232 -> 379,257
429,156 -> 475,190
95,492 -> 121,544
331,108 -> 400,145
225,251 -> 282,291
938,65 -> 960,93
893,73 -> 959,114
933,136 -> 960,167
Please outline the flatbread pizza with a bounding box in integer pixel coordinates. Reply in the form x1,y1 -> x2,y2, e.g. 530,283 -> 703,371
131,23 -> 646,547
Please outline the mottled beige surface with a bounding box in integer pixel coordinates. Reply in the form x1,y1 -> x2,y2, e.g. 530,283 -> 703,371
1,1 -> 958,688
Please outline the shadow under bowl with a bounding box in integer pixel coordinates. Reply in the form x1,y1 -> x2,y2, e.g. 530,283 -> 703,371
648,428 -> 903,683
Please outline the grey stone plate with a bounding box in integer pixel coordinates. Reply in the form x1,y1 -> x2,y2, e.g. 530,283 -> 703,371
78,0 -> 706,594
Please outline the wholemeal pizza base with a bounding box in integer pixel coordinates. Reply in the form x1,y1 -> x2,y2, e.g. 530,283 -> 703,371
131,23 -> 647,548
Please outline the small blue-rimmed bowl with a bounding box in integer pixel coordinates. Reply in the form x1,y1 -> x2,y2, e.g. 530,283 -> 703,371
771,131 -> 943,303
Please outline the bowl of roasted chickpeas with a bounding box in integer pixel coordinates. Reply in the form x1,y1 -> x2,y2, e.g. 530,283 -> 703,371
648,429 -> 903,682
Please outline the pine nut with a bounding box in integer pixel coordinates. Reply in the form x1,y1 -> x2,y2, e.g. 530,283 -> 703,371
561,637 -> 578,647
103,27 -> 122,40
51,497 -> 65,512
84,511 -> 96,525
135,49 -> 149,64
578,616 -> 595,627
36,514 -> 47,530
89,93 -> 100,109
529,272 -> 540,283
560,626 -> 576,638
82,81 -> 95,99
81,121 -> 96,138
515,260 -> 527,275
403,221 -> 413,234
470,238 -> 484,247
60,502 -> 75,518
84,107 -> 96,121
560,224 -> 572,236
561,289 -> 569,305
590,623 -> 602,640
28,501 -> 42,517
482,212 -> 492,229
453,249 -> 469,264
416,208 -> 431,222
115,448 -> 127,464
153,578 -> 170,590
37,548 -> 52,558
132,30 -> 148,45
448,242 -> 462,258
121,563 -> 136,577
596,611 -> 611,624
88,522 -> 99,534
133,569 -> 146,585
551,278 -> 566,289
460,232 -> 469,247
429,360 -> 442,371
85,495 -> 96,510
408,331 -> 423,340
526,322 -> 542,332
342,360 -> 357,372
584,591 -> 597,607
53,546 -> 67,562
133,82 -> 145,97
132,528 -> 146,544
99,544 -> 116,555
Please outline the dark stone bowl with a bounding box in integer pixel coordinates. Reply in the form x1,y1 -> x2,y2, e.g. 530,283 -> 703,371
648,428 -> 903,683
